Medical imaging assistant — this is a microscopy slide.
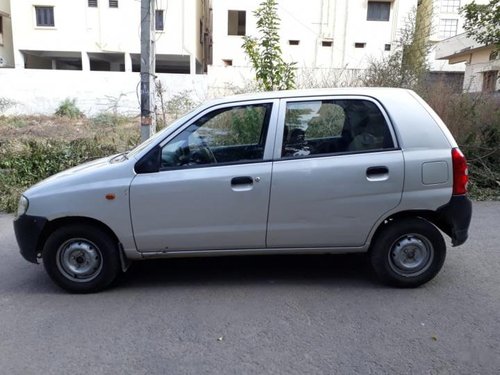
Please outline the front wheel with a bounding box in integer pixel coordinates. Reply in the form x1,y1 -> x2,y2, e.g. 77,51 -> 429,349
43,224 -> 121,293
370,218 -> 446,287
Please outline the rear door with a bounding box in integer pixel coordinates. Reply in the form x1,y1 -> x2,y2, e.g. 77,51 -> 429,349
267,96 -> 404,248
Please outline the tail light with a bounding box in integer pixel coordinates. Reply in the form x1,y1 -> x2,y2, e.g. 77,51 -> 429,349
452,148 -> 468,195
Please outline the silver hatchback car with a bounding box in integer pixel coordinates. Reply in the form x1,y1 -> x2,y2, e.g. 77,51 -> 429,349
14,88 -> 472,293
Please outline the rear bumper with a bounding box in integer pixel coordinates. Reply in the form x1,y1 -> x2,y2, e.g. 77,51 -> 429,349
436,195 -> 472,246
13,214 -> 48,264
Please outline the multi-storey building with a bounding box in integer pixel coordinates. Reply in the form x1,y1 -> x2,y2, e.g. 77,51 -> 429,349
211,0 -> 417,71
8,0 -> 211,74
2,0 -> 488,76
429,0 -> 490,72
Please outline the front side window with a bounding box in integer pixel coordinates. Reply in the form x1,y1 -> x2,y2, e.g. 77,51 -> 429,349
367,1 -> 390,21
35,6 -> 55,27
161,103 -> 271,169
282,99 -> 394,158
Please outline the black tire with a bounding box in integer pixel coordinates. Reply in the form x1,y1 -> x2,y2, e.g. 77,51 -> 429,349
370,218 -> 446,288
42,224 -> 121,293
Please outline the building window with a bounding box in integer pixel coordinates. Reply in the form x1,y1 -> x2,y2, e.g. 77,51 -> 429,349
0,16 -> 3,45
289,40 -> 300,46
35,6 -> 55,27
322,40 -> 333,47
384,43 -> 391,51
439,19 -> 458,39
109,0 -> 118,8
483,71 -> 498,93
88,0 -> 98,7
355,42 -> 366,48
441,0 -> 461,13
367,1 -> 390,21
228,10 -> 246,36
155,10 -> 164,31
222,59 -> 232,67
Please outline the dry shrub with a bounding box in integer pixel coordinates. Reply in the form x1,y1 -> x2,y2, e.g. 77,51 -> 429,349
419,80 -> 500,199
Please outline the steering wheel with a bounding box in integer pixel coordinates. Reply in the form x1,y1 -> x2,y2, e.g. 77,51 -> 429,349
183,134 -> 217,166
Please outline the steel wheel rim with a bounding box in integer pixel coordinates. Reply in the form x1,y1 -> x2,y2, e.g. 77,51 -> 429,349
56,238 -> 103,283
388,233 -> 434,277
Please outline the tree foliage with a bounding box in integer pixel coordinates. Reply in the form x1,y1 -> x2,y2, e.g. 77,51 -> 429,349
461,0 -> 500,48
242,0 -> 296,91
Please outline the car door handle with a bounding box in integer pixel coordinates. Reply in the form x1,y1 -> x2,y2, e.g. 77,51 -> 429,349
366,166 -> 389,181
231,176 -> 254,192
231,176 -> 254,186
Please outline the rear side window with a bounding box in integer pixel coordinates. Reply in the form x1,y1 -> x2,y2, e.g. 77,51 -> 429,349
282,99 -> 394,158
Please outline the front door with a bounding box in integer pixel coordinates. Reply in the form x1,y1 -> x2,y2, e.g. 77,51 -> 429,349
130,100 -> 277,252
267,97 -> 404,248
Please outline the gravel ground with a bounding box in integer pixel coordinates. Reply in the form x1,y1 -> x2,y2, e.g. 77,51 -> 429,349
0,202 -> 499,374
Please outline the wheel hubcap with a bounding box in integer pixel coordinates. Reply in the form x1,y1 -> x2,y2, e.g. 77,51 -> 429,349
388,234 -> 434,277
56,239 -> 103,282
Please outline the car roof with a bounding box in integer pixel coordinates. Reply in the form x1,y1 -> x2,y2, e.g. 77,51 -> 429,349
202,87 -> 415,108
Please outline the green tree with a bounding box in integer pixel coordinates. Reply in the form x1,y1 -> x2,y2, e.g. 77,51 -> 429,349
242,0 -> 296,91
461,0 -> 500,49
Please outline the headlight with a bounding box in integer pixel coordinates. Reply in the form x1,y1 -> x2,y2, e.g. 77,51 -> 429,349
17,195 -> 29,217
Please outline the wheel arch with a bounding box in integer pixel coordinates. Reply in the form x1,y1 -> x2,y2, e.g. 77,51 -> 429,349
368,210 -> 446,251
38,216 -> 120,256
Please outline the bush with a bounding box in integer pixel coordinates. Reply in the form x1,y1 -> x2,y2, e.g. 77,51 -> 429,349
91,112 -> 128,128
55,98 -> 83,119
0,139 -> 120,212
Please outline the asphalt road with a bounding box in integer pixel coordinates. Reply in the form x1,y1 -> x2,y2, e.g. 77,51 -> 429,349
0,202 -> 499,375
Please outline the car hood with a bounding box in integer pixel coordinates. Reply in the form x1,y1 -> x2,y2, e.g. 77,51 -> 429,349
24,154 -> 133,198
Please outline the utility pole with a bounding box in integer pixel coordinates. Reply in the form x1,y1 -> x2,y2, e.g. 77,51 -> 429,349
140,0 -> 156,142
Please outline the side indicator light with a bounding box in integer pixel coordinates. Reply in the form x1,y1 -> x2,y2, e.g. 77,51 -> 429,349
105,194 -> 116,200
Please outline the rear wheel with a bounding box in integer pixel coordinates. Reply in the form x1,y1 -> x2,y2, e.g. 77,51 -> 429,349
43,224 -> 121,293
370,218 -> 446,287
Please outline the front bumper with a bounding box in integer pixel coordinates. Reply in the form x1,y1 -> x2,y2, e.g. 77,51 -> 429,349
436,195 -> 472,247
13,214 -> 48,264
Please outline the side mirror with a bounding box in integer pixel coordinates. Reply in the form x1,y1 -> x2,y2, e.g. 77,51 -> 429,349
134,145 -> 160,174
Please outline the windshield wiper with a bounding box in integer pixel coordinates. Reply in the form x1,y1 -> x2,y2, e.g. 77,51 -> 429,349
110,151 -> 129,162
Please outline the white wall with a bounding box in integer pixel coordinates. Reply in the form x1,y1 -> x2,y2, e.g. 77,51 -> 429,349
0,69 -> 210,115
